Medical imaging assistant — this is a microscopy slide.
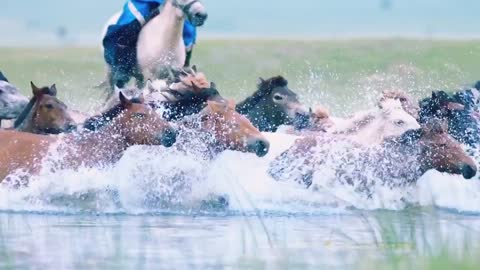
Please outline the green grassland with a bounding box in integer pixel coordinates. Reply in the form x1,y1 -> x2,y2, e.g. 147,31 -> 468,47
1,39 -> 479,113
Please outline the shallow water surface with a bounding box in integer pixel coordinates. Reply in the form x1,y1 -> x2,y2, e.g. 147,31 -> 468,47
1,210 -> 479,269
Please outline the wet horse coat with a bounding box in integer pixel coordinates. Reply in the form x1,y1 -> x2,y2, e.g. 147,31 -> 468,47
0,93 -> 177,182
269,120 -> 476,194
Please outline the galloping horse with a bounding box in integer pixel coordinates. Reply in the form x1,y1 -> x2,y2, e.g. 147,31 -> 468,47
179,99 -> 270,158
0,92 -> 177,182
420,89 -> 480,147
102,0 -> 208,89
101,67 -> 221,120
0,73 -> 29,127
13,82 -> 76,134
331,99 -> 421,146
269,120 -> 476,192
236,76 -> 310,132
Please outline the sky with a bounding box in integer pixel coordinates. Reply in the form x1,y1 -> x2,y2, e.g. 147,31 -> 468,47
1,0 -> 479,46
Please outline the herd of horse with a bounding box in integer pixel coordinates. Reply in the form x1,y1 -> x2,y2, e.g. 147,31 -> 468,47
1,67 -> 480,195
0,0 -> 479,195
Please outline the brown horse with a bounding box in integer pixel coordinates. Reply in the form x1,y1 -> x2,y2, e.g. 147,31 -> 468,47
14,82 -> 76,134
269,120 -> 476,193
179,99 -> 270,158
0,92 -> 177,182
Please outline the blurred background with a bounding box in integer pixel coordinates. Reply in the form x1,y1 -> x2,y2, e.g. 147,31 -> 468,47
1,0 -> 479,46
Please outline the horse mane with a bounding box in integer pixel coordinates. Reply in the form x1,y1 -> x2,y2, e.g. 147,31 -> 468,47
236,76 -> 288,114
83,98 -> 143,131
0,71 -> 8,82
14,86 -> 56,129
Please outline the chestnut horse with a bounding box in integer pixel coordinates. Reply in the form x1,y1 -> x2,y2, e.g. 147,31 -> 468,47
178,99 -> 270,158
14,82 -> 76,134
269,120 -> 476,193
0,92 -> 177,182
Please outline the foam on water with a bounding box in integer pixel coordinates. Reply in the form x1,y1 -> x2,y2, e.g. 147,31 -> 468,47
1,131 -> 479,215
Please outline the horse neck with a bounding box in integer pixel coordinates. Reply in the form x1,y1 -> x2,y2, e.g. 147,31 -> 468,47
146,1 -> 184,47
15,99 -> 38,133
352,116 -> 386,145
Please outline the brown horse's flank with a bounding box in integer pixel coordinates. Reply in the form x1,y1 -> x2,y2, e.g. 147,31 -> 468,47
0,93 -> 176,182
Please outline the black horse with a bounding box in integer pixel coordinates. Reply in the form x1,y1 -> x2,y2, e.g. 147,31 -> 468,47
236,76 -> 310,132
419,82 -> 480,146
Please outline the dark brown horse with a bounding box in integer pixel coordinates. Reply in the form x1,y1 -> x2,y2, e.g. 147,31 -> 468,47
236,76 -> 310,132
269,120 -> 476,194
14,82 -> 76,134
0,92 -> 177,182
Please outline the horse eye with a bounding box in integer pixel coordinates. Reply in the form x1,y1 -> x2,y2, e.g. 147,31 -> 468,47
273,94 -> 284,101
395,120 -> 405,126
45,104 -> 54,109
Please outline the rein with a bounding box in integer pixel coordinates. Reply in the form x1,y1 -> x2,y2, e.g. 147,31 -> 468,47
13,96 -> 37,129
172,0 -> 199,14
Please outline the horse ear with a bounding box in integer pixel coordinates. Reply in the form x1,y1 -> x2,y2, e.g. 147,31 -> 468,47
119,91 -> 132,107
228,99 -> 236,110
191,82 -> 202,93
114,85 -> 122,96
145,80 -> 154,94
210,82 -> 216,89
50,84 -> 57,96
31,81 -> 41,96
258,77 -> 265,84
191,65 -> 197,73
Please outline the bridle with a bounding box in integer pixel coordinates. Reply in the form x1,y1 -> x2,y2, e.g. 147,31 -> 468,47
171,0 -> 200,14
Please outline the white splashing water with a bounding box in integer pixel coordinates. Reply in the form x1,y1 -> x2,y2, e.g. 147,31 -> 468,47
1,131 -> 479,215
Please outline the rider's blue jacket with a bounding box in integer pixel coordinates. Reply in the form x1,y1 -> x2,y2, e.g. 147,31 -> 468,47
114,0 -> 196,48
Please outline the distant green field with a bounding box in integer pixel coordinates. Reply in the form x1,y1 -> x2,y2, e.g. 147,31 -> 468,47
1,39 -> 479,114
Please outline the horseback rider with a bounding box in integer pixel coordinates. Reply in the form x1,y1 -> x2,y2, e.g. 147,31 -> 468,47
103,0 -> 203,87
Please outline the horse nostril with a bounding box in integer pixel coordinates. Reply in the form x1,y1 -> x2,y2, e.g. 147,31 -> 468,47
193,13 -> 208,26
160,127 -> 177,147
462,164 -> 477,179
250,139 -> 270,157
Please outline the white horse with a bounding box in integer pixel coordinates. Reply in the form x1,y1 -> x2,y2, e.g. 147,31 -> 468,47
0,78 -> 29,127
329,99 -> 421,146
101,0 -> 207,89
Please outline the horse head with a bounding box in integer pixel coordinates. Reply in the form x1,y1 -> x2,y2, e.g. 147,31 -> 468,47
17,82 -> 76,134
171,0 -> 208,26
419,90 -> 465,122
376,99 -> 421,140
112,91 -> 177,147
394,119 -> 477,179
200,99 -> 270,157
237,76 -> 310,132
379,90 -> 419,118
